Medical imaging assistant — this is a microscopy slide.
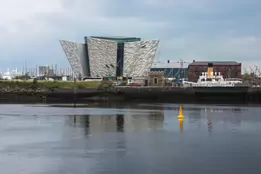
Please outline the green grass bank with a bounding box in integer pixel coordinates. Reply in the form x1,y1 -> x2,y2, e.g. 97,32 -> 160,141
0,80 -> 101,92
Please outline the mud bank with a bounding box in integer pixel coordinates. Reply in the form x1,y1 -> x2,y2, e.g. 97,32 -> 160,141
1,86 -> 261,104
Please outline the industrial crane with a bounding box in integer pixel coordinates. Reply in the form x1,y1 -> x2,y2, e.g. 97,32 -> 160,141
255,65 -> 261,77
249,66 -> 255,75
243,68 -> 248,74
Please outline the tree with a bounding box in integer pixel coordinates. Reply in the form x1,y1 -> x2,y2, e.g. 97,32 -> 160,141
14,72 -> 30,80
242,72 -> 256,81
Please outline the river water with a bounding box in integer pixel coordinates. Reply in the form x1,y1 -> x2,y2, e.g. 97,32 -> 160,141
0,103 -> 261,174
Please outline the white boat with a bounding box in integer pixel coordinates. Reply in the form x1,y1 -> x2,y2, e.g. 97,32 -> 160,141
183,67 -> 242,87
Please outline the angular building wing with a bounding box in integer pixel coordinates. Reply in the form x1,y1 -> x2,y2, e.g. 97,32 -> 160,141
60,40 -> 88,78
60,37 -> 159,79
123,40 -> 159,77
87,38 -> 117,77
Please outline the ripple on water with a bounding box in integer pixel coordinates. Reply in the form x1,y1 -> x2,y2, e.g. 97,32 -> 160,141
0,103 -> 261,174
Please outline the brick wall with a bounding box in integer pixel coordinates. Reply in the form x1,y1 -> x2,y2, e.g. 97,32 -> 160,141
188,64 -> 242,82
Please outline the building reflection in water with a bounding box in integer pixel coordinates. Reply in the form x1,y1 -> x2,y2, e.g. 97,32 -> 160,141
202,107 -> 246,132
84,115 -> 90,135
147,111 -> 164,130
116,114 -> 124,132
73,116 -> 76,125
68,109 -> 164,134
207,119 -> 212,132
68,115 -> 90,134
68,106 -> 248,135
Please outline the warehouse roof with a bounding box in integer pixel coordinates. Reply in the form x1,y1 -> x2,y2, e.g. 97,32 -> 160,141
189,61 -> 241,66
151,62 -> 189,69
90,36 -> 140,40
89,36 -> 141,42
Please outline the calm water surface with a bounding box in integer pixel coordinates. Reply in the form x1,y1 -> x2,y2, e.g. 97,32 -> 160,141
0,103 -> 261,174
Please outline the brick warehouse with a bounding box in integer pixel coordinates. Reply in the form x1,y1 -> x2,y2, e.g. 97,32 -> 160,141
188,61 -> 242,82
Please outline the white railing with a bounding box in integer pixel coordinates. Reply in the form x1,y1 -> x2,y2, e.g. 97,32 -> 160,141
191,83 -> 235,87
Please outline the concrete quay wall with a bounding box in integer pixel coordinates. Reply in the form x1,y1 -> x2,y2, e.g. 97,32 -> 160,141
1,87 -> 261,104
115,86 -> 261,104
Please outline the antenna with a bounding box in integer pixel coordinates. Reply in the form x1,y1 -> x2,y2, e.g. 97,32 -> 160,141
25,60 -> 27,74
55,64 -> 57,76
22,62 -> 24,75
36,65 -> 38,76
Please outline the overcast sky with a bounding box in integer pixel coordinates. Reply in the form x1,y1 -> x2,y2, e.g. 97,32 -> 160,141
0,0 -> 261,72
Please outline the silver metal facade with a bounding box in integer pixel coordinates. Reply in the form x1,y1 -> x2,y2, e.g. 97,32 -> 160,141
87,38 -> 117,77
60,38 -> 159,78
60,40 -> 87,77
123,40 -> 159,77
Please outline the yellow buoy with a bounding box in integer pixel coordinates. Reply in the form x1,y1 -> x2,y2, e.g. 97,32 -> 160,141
177,105 -> 184,119
178,105 -> 184,133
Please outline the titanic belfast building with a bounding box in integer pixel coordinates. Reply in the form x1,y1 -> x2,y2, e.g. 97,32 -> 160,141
60,36 -> 159,78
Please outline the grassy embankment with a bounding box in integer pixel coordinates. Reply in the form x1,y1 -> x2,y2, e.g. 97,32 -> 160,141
0,80 -> 101,92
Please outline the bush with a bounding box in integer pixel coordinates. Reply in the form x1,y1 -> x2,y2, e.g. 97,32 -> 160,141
97,81 -> 114,91
31,78 -> 38,89
33,78 -> 38,84
0,80 -> 101,90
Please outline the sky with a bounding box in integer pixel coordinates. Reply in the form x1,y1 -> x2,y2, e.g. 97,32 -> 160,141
0,0 -> 261,73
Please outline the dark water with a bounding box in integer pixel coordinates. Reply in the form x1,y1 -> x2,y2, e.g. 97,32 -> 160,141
0,103 -> 261,174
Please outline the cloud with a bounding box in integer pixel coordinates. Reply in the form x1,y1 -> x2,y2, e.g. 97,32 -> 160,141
0,0 -> 102,65
163,34 -> 261,68
0,0 -> 261,72
0,0 -> 63,35
0,0 -> 62,23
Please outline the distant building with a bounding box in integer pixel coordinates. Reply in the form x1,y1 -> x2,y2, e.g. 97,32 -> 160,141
150,61 -> 189,79
38,66 -> 49,76
148,71 -> 165,86
60,36 -> 159,79
188,61 -> 242,82
129,76 -> 148,86
38,66 -> 55,76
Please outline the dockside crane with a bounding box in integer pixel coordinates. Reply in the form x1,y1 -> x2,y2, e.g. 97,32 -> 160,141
255,65 -> 261,77
243,68 -> 248,74
249,66 -> 255,75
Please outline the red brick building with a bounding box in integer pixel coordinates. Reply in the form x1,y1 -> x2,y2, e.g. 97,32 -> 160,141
188,61 -> 242,82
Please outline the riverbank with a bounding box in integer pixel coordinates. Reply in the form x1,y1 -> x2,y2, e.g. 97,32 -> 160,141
1,86 -> 261,104
1,80 -> 261,104
0,80 -> 101,93
0,90 -> 121,104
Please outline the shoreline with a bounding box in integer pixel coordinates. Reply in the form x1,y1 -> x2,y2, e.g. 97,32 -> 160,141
0,86 -> 261,104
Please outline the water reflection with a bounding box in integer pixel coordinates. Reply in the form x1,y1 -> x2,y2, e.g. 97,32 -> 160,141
179,119 -> 183,134
116,114 -> 124,132
207,119 -> 212,132
73,115 -> 76,124
69,110 -> 164,134
84,115 -> 90,135
2,104 -> 261,174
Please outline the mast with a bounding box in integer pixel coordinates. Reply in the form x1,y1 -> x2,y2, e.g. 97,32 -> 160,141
25,60 -> 27,75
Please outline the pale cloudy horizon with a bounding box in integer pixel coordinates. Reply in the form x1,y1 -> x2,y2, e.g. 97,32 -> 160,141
0,0 -> 261,73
